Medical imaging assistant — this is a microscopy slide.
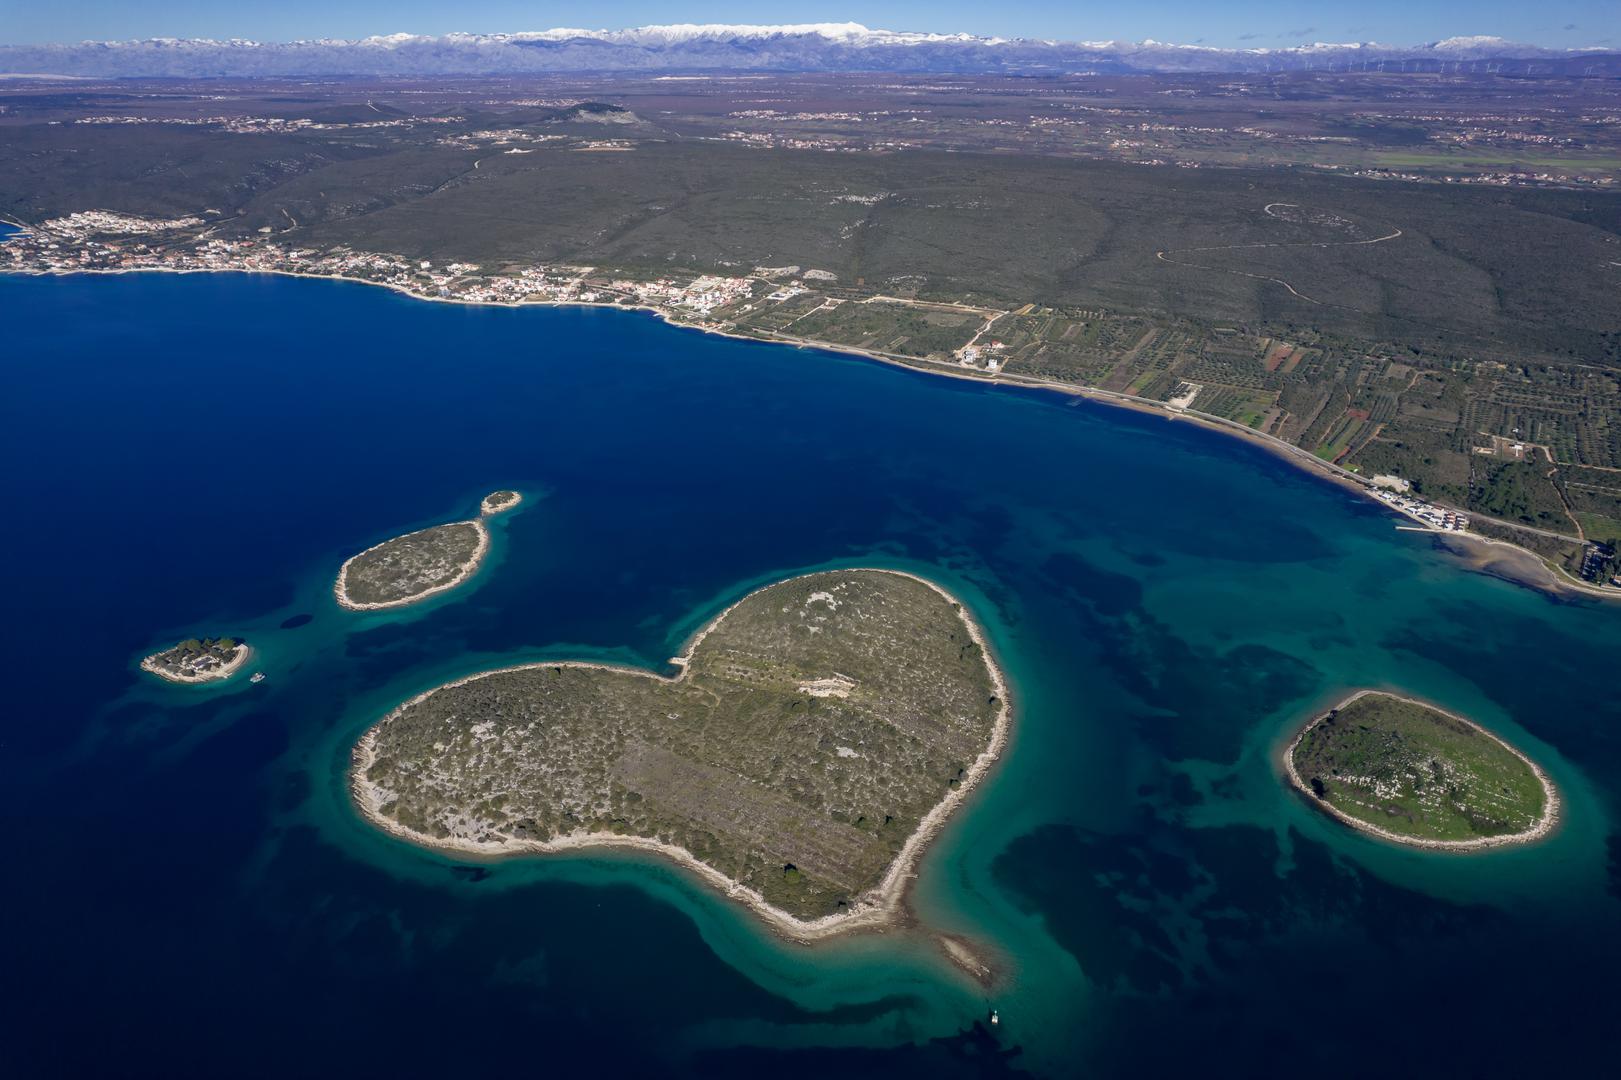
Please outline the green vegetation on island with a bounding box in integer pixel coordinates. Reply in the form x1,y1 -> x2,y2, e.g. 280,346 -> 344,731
352,569 -> 1007,926
336,492 -> 520,609
336,519 -> 487,610
480,489 -> 521,515
1286,691 -> 1556,847
141,637 -> 248,683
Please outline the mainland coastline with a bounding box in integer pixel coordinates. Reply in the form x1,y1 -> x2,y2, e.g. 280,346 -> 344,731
9,256 -> 1607,603
1282,689 -> 1561,851
349,567 -> 1013,965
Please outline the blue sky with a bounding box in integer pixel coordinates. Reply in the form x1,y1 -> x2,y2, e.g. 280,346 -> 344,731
4,1 -> 1613,48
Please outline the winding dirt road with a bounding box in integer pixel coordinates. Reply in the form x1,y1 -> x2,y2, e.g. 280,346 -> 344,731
1155,202 -> 1404,305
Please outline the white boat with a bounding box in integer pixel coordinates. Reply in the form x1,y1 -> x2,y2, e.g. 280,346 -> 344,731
989,1008 -> 1000,1026
250,671 -> 266,684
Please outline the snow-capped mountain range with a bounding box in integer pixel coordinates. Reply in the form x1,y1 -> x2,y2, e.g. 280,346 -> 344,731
1,23 -> 1615,78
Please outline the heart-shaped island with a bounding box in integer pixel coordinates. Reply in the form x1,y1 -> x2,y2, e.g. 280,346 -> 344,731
351,569 -> 1009,939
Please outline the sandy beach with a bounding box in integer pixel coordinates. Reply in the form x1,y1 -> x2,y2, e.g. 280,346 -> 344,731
1281,689 -> 1561,851
334,518 -> 491,611
350,567 -> 1013,958
1427,529 -> 1602,596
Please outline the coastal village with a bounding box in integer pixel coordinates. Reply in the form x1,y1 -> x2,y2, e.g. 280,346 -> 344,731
3,211 -> 762,315
1369,485 -> 1471,533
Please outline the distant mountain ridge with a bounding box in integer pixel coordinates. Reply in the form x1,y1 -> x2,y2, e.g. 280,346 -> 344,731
3,23 -> 1617,78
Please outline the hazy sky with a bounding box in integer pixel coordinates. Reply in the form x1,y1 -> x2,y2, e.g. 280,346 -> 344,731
3,1 -> 1613,49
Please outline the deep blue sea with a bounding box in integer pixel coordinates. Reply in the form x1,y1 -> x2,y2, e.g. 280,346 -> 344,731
3,269 -> 1619,1078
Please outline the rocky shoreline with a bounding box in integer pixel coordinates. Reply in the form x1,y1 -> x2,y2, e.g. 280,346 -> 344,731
1281,689 -> 1561,851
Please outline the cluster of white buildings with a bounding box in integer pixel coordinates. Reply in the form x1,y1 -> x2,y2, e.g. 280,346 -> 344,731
669,274 -> 755,314
1,218 -> 774,320
68,114 -> 447,135
39,210 -> 205,236
713,131 -> 913,153
957,340 -> 1006,372
728,110 -> 867,121
435,129 -> 567,150
1350,166 -> 1614,189
1372,488 -> 1471,532
1438,128 -> 1582,148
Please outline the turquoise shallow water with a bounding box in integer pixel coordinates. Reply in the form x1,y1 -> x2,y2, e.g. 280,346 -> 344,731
3,270 -> 1618,1077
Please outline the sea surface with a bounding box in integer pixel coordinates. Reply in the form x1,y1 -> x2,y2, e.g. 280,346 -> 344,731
3,269 -> 1618,1078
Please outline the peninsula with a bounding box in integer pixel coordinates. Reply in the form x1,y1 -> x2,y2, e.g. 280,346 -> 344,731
351,568 -> 1010,940
1285,690 -> 1558,849
140,637 -> 251,684
335,490 -> 518,610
